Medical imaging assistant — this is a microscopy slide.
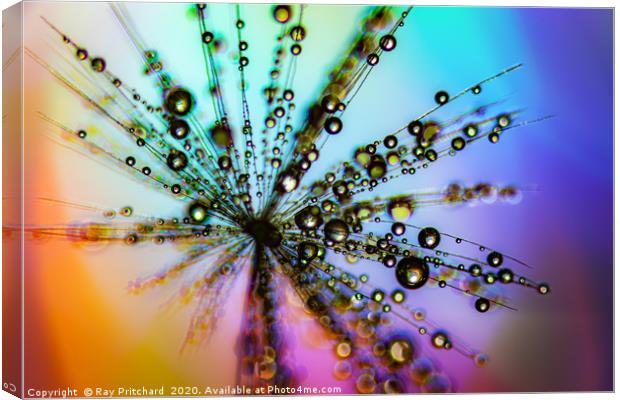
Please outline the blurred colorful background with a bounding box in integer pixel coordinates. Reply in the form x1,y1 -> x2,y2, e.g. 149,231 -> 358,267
16,2 -> 612,394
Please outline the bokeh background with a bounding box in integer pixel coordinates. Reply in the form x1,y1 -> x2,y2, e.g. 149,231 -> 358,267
17,2 -> 612,394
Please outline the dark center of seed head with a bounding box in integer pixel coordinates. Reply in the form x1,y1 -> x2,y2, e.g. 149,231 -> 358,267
243,218 -> 282,248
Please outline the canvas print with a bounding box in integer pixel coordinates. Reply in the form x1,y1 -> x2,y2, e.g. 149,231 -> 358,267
2,1 -> 613,397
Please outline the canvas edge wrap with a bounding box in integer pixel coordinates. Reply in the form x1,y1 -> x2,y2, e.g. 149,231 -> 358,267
2,2 -> 24,399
